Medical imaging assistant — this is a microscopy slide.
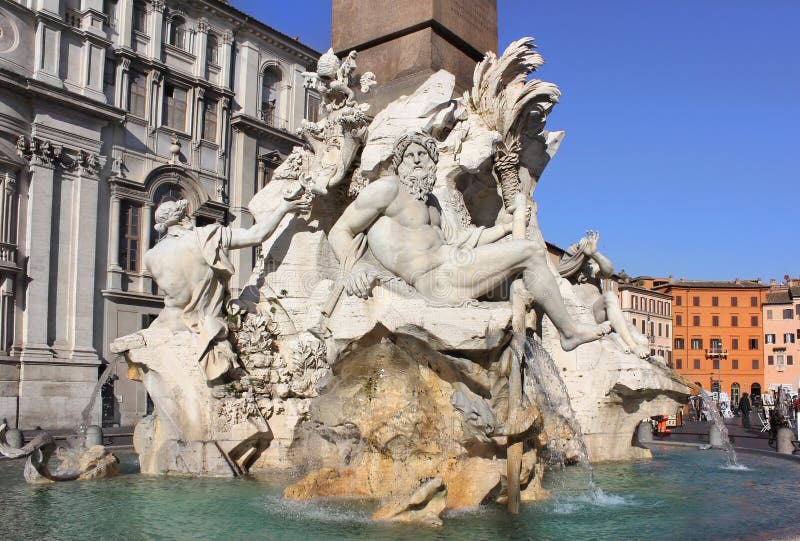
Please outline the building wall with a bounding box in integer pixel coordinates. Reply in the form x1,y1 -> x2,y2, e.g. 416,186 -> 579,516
0,0 -> 318,430
617,285 -> 672,362
662,282 -> 768,406
763,288 -> 800,394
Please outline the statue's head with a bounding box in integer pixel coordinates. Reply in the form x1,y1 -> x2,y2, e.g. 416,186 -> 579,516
154,199 -> 190,234
392,131 -> 438,201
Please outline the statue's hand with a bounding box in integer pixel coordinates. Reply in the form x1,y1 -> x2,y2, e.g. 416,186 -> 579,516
280,194 -> 312,215
344,265 -> 380,299
582,230 -> 600,256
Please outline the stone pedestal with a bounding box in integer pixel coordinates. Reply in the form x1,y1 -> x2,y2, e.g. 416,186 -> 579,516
709,424 -> 725,447
776,427 -> 795,455
111,328 -> 272,477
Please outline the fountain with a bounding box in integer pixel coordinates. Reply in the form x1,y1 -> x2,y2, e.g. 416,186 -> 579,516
0,31 -> 795,540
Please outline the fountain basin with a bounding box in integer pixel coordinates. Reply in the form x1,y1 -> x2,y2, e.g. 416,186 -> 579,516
1,447 -> 798,540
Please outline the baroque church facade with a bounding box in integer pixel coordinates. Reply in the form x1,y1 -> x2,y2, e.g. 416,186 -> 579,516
0,0 -> 319,429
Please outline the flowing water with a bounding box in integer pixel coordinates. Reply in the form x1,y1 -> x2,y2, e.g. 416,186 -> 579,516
0,447 -> 797,541
519,336 -> 594,481
700,389 -> 740,467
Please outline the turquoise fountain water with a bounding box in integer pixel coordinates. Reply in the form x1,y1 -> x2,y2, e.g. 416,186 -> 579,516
1,446 -> 798,541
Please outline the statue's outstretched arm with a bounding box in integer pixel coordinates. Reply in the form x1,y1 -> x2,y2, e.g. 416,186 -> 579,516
229,197 -> 310,249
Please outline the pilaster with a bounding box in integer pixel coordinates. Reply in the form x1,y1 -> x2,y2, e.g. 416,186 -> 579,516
149,0 -> 166,61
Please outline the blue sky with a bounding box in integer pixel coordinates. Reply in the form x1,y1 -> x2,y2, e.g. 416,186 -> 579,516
232,1 -> 799,283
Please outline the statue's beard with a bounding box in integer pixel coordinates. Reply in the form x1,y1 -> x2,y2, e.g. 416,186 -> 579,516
399,167 -> 436,201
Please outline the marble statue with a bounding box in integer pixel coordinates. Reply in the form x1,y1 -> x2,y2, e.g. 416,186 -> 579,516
144,196 -> 310,381
558,230 -> 650,358
110,35 -> 691,523
329,131 -> 610,352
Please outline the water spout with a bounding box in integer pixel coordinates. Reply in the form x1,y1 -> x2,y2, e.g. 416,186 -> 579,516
700,390 -> 739,467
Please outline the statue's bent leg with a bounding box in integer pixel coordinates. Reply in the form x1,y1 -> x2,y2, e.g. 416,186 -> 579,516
602,291 -> 650,358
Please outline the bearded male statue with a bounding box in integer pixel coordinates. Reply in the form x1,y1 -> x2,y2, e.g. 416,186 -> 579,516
328,131 -> 609,351
144,196 -> 309,381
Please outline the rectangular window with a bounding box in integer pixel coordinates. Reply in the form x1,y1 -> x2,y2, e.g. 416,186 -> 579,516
692,296 -> 700,307
752,359 -> 759,369
163,84 -> 188,131
128,71 -> 147,118
120,200 -> 141,272
304,90 -> 321,123
104,58 -> 116,89
732,338 -> 739,350
731,296 -> 738,307
641,320 -> 645,334
748,338 -> 759,350
675,296 -> 682,306
691,338 -> 703,350
732,359 -> 738,369
768,355 -> 774,365
712,359 -> 720,370
658,322 -> 662,337
731,315 -> 738,327
712,316 -> 719,327
676,359 -> 682,369
783,308 -> 794,319
751,296 -> 758,307
676,314 -> 683,326
206,35 -> 219,65
784,333 -> 795,344
765,334 -> 776,344
767,309 -> 773,320
777,355 -> 785,370
712,296 -> 719,307
666,324 -> 670,338
751,315 -> 758,327
132,1 -> 146,32
710,338 -> 722,351
202,100 -> 218,142
674,338 -> 685,350
789,355 -> 794,365
693,359 -> 700,370
693,315 -> 700,326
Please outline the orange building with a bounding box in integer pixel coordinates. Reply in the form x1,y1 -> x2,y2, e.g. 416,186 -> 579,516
653,279 -> 769,407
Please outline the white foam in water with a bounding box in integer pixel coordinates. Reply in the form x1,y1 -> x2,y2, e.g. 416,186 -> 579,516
720,463 -> 750,471
269,495 -> 373,524
551,488 -> 636,514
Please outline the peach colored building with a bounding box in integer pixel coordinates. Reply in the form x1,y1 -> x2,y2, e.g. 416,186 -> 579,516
653,279 -> 769,407
762,279 -> 800,395
617,282 -> 672,363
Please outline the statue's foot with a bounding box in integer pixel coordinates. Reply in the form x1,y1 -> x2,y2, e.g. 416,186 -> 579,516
560,321 -> 611,352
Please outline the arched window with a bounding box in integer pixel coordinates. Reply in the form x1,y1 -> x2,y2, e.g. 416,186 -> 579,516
261,66 -> 282,126
169,16 -> 188,51
206,33 -> 219,65
151,183 -> 187,246
730,383 -> 740,407
750,382 -> 761,399
711,381 -> 720,393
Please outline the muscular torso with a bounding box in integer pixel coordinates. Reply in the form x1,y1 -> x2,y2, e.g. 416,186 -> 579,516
365,178 -> 449,284
144,229 -> 210,331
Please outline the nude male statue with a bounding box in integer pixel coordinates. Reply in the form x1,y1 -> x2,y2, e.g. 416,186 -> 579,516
558,231 -> 650,358
145,196 -> 309,380
328,131 -> 609,351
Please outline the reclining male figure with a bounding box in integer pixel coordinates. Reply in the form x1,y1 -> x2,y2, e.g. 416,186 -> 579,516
328,131 -> 610,351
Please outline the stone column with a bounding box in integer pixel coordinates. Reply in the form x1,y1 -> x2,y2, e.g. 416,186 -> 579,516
149,0 -> 166,61
107,192 -> 124,289
220,31 -> 234,90
139,203 -> 153,292
20,162 -> 55,361
117,0 -> 134,49
195,18 -> 209,78
118,58 -> 131,110
148,70 -> 163,132
68,167 -> 99,363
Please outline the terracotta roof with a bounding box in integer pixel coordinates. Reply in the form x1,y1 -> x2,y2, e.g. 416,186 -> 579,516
652,280 -> 768,290
765,290 -> 792,305
617,284 -> 672,299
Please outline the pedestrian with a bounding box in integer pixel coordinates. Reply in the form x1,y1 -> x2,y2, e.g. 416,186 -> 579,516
739,392 -> 752,429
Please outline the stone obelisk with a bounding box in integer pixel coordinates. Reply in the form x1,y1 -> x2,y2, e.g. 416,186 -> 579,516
332,0 -> 498,111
